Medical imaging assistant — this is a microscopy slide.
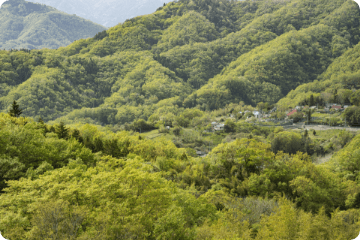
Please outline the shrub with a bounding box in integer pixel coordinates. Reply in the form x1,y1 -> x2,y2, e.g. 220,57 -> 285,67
271,131 -> 303,154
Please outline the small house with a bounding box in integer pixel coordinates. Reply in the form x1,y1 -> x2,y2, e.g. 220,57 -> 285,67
326,103 -> 338,108
214,123 -> 225,131
331,105 -> 342,111
196,151 -> 207,157
253,111 -> 261,118
269,107 -> 277,113
287,109 -> 298,117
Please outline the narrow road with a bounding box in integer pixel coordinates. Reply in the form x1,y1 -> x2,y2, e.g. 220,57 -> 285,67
287,124 -> 360,132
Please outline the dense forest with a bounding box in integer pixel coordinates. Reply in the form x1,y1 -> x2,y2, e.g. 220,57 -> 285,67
1,0 -> 360,239
1,109 -> 360,239
0,0 -> 105,50
0,0 -> 359,125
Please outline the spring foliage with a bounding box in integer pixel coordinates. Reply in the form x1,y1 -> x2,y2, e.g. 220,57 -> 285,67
0,113 -> 360,239
0,0 -> 359,125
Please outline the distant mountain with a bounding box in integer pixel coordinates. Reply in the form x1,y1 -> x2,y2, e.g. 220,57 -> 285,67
26,0 -> 173,27
0,0 -> 106,50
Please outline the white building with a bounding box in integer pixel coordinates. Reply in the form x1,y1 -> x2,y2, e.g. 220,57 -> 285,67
214,123 -> 225,131
253,111 -> 261,118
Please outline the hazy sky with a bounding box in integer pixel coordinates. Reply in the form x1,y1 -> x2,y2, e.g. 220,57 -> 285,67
0,0 -> 6,7
6,0 -> 172,27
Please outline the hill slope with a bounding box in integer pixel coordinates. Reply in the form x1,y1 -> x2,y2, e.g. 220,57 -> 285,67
26,0 -> 173,27
183,0 -> 360,109
0,0 -> 359,125
276,37 -> 360,109
0,0 -> 106,50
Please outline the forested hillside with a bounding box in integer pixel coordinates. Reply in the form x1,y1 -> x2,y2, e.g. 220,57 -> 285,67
2,1 -> 360,238
0,0 -> 359,127
278,36 -> 360,107
0,0 -> 105,50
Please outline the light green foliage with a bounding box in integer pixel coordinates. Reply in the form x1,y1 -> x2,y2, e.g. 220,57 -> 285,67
255,198 -> 360,240
329,134 -> 360,178
0,113 -> 95,190
1,1 -> 360,238
278,1 -> 360,108
0,112 -> 360,238
0,0 -> 358,124
190,24 -> 350,108
0,156 -> 216,240
154,11 -> 219,53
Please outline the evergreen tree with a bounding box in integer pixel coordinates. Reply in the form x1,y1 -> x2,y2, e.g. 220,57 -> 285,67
104,139 -> 117,157
49,126 -> 56,133
71,129 -> 83,143
8,100 -> 22,118
84,137 -> 95,152
94,138 -> 104,152
309,94 -> 315,106
38,117 -> 44,124
305,109 -> 312,123
333,89 -> 338,103
37,117 -> 48,136
56,122 -> 69,139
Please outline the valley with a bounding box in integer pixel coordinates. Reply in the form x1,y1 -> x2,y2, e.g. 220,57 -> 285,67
1,0 -> 360,239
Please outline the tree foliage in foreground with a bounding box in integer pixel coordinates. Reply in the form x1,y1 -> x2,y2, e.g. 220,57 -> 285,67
0,113 -> 360,239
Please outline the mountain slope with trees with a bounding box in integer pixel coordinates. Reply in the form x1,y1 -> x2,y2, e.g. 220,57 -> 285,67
278,40 -> 360,108
0,0 -> 106,50
0,0 -> 359,126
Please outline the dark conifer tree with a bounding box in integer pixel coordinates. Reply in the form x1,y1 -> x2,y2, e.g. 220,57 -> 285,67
304,129 -> 308,138
38,117 -> 44,124
84,137 -> 95,152
8,100 -> 22,117
94,138 -> 104,152
104,139 -> 121,157
309,94 -> 315,106
71,129 -> 83,143
49,126 -> 56,133
37,117 -> 48,136
56,122 -> 69,139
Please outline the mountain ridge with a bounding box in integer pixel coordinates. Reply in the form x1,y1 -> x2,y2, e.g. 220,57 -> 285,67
0,0 -> 106,50
26,0 -> 174,27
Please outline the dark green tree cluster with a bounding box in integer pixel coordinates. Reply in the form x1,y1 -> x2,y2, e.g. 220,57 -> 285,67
8,100 -> 22,117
